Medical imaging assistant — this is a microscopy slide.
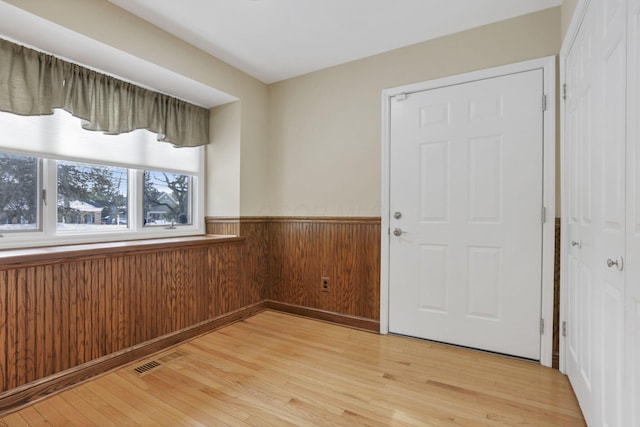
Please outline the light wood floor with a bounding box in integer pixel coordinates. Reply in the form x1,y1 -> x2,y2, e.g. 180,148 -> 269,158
0,311 -> 585,426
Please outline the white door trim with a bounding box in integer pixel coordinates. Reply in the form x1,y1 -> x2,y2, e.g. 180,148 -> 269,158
380,56 -> 556,367
559,0 -> 590,375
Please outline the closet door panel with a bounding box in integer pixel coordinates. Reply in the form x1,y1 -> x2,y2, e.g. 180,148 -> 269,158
626,0 -> 640,425
565,5 -> 602,423
565,1 -> 629,424
597,0 -> 627,424
567,0 -> 639,424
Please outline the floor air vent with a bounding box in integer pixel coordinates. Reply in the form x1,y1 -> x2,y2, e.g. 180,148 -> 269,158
133,360 -> 161,375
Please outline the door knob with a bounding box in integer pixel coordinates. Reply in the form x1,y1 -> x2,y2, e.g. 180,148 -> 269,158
393,228 -> 406,237
571,240 -> 581,248
606,257 -> 623,271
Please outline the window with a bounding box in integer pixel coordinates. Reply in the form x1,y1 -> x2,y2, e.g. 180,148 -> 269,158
57,160 -> 128,231
0,110 -> 204,249
143,171 -> 192,226
0,153 -> 40,232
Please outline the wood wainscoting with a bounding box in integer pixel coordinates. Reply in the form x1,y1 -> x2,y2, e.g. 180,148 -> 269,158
207,216 -> 381,328
0,236 -> 264,412
0,215 -> 559,414
267,217 -> 380,322
553,217 -> 561,369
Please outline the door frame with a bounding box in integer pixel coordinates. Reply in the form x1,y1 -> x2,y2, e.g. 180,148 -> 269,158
380,56 -> 556,367
559,0 -> 590,375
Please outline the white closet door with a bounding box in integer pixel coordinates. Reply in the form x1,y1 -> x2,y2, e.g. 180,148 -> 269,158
565,0 -> 627,425
565,4 -> 601,422
597,0 -> 627,425
626,0 -> 640,425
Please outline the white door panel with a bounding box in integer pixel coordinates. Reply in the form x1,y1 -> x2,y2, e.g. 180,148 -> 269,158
627,0 -> 640,425
564,0 -> 629,425
565,3 -> 601,422
602,281 -> 624,427
631,299 -> 640,427
389,70 -> 543,360
567,254 -> 594,391
598,0 -> 627,425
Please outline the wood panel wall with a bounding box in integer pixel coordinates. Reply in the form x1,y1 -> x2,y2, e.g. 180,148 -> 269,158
207,217 -> 381,323
267,218 -> 380,321
0,216 -> 379,411
0,214 -> 557,411
553,218 -> 561,369
0,237 -> 264,407
207,217 -> 269,305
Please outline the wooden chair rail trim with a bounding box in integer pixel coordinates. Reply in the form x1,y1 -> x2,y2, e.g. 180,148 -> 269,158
206,216 -> 382,225
0,301 -> 267,415
0,234 -> 243,268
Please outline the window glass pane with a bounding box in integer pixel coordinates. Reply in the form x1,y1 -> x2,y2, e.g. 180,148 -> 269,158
0,152 -> 38,231
57,161 -> 128,231
144,171 -> 191,226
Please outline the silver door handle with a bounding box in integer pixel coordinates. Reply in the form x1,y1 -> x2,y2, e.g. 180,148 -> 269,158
393,228 -> 406,237
571,240 -> 581,248
606,257 -> 623,271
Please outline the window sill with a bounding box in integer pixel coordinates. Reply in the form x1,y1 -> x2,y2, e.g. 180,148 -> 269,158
0,234 -> 244,268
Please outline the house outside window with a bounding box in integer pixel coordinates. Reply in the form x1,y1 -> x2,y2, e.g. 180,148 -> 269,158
144,171 -> 192,226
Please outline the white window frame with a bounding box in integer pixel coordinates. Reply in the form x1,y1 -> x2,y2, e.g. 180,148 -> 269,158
0,112 -> 205,250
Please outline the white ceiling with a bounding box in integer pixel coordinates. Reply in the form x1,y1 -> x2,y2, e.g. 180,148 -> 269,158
109,0 -> 563,84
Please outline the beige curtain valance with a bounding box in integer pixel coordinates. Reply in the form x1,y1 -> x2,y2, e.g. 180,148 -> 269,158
0,38 -> 209,147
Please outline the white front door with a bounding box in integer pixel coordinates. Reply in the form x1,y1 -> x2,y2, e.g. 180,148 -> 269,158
388,70 -> 544,360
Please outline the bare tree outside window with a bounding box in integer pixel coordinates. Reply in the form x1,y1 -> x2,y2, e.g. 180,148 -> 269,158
143,171 -> 191,226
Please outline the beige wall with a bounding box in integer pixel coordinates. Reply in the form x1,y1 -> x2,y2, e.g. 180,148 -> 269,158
5,1 -> 564,219
268,8 -> 562,217
208,102 -> 241,217
4,0 -> 269,217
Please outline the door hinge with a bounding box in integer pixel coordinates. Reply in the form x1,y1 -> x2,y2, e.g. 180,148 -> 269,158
542,94 -> 548,111
562,321 -> 567,337
540,318 -> 545,334
541,206 -> 547,224
562,84 -> 567,100
394,93 -> 408,101
41,189 -> 47,205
